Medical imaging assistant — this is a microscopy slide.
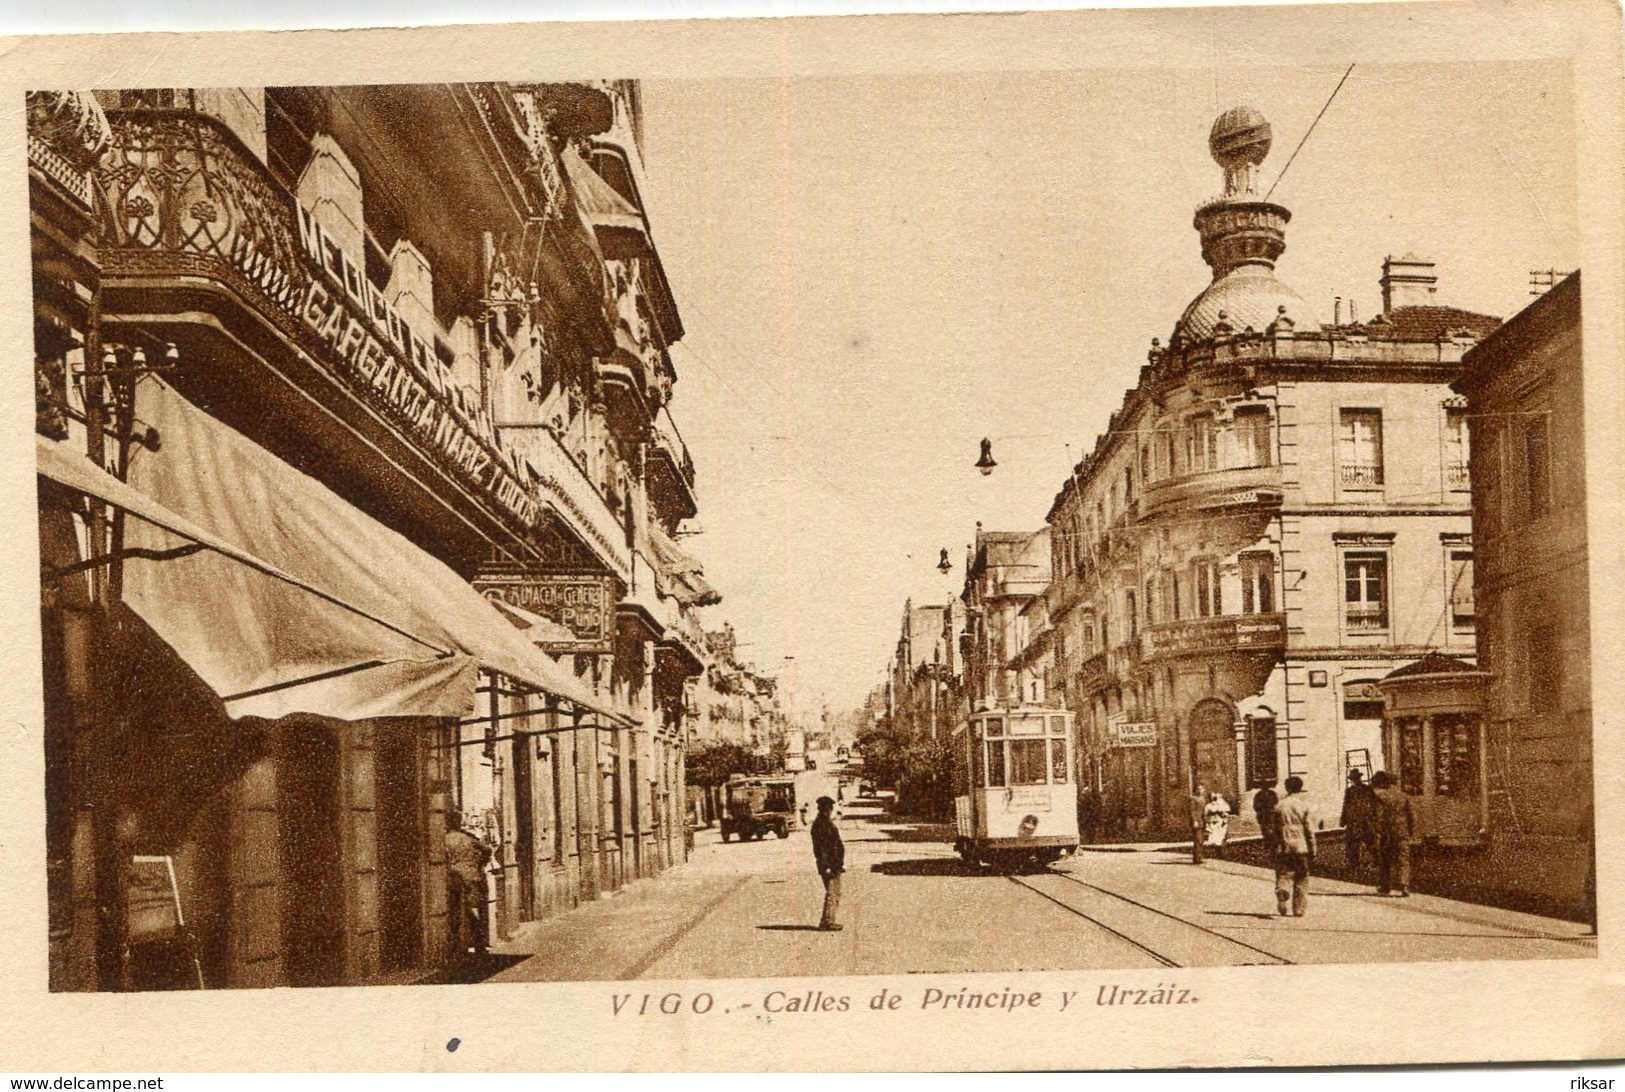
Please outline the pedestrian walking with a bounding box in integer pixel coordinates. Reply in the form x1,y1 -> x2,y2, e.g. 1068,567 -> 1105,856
1189,783 -> 1209,864
1370,771 -> 1415,896
1339,768 -> 1379,878
1252,783 -> 1281,854
1203,792 -> 1233,860
810,795 -> 845,931
444,810 -> 493,956
1273,776 -> 1316,917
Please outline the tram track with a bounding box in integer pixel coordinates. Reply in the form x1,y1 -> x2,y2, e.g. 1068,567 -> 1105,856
1007,870 -> 1294,968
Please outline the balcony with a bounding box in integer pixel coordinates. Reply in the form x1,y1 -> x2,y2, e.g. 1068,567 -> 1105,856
1074,651 -> 1110,694
1340,462 -> 1384,488
1345,604 -> 1388,633
1143,612 -> 1287,660
647,406 -> 698,523
1139,463 -> 1282,520
93,106 -> 627,576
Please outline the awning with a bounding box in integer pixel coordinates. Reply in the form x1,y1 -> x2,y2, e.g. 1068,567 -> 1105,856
40,379 -> 627,724
484,595 -> 579,645
647,521 -> 720,608
562,150 -> 648,255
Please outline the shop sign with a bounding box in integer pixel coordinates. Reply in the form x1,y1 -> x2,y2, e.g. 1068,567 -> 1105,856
294,207 -> 540,529
475,571 -> 615,653
1108,714 -> 1157,748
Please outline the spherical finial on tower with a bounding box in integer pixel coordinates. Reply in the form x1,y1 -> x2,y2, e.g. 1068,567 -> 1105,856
1209,105 -> 1272,169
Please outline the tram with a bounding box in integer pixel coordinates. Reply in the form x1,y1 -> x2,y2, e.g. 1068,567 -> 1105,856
951,706 -> 1079,872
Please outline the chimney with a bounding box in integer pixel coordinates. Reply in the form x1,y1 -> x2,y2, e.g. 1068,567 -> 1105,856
1380,254 -> 1439,312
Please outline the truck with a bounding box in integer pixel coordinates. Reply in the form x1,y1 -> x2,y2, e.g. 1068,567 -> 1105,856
721,776 -> 797,842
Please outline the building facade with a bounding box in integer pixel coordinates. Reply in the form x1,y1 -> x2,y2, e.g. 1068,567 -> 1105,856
1040,106 -> 1496,837
886,600 -> 951,740
32,81 -> 708,990
959,526 -> 1051,713
1450,271 -> 1592,916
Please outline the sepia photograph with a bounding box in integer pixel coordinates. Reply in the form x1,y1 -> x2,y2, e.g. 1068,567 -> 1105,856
5,0 -> 1625,1072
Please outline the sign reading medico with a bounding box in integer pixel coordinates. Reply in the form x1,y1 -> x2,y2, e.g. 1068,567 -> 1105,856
1108,714 -> 1157,749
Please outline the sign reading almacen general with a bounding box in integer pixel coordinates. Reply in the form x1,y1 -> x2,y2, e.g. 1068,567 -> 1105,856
473,571 -> 615,653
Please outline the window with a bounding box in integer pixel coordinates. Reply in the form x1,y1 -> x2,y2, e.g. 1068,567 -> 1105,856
1397,719 -> 1424,794
1240,553 -> 1276,614
1124,464 -> 1134,503
1445,407 -> 1470,490
1344,552 -> 1389,631
1050,738 -> 1070,784
1144,578 -> 1157,625
985,739 -> 1007,787
1192,560 -> 1222,618
1187,414 -> 1217,472
1140,444 -> 1152,484
1166,570 -> 1183,621
1231,406 -> 1272,469
1448,550 -> 1474,628
1524,413 -> 1551,520
1008,739 -> 1049,786
1160,429 -> 1178,478
1339,409 -> 1384,487
1125,589 -> 1138,639
1432,714 -> 1479,798
1246,717 -> 1278,788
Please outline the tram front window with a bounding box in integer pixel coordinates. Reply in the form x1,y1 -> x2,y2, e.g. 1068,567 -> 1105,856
986,740 -> 1007,787
1050,739 -> 1069,783
1009,738 -> 1048,786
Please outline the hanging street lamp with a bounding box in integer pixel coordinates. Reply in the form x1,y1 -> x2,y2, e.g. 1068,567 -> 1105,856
975,437 -> 998,476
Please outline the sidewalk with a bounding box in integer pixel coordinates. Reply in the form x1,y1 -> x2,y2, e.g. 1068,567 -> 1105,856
1067,850 -> 1595,965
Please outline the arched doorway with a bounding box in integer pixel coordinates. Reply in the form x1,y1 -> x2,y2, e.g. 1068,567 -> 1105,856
1189,698 -> 1239,799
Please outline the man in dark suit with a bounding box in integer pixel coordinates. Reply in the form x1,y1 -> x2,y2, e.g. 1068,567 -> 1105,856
811,796 -> 845,931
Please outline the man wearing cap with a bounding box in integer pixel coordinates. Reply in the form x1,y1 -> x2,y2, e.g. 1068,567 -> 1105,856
810,796 -> 845,931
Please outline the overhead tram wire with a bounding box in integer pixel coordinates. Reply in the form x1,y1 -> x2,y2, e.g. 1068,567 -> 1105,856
1264,63 -> 1357,203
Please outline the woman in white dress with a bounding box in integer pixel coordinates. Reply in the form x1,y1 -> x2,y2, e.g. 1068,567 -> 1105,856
1203,792 -> 1233,858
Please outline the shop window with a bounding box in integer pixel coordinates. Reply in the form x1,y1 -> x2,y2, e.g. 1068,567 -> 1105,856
1231,406 -> 1272,469
1339,408 -> 1384,487
1432,715 -> 1479,797
1397,719 -> 1424,794
1240,553 -> 1275,614
1448,550 -> 1475,629
1343,551 -> 1389,632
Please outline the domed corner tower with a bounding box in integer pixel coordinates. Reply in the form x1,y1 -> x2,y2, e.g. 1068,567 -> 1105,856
1178,105 -> 1320,342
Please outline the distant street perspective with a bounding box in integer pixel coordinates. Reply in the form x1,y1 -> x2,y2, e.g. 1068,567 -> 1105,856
469,782 -> 1593,983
